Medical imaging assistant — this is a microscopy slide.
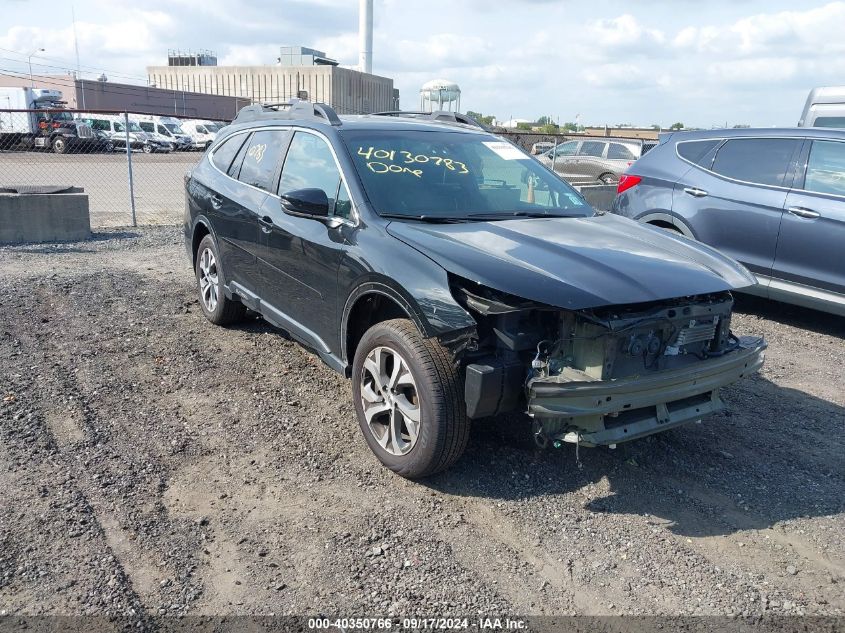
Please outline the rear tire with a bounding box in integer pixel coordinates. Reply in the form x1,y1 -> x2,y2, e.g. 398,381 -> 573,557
599,172 -> 616,185
352,319 -> 470,479
142,143 -> 153,154
195,234 -> 246,326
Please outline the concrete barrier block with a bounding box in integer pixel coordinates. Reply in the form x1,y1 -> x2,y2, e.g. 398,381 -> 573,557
0,192 -> 91,244
574,184 -> 617,212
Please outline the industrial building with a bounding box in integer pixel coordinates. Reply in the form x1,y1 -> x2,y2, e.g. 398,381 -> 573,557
0,72 -> 241,120
146,46 -> 398,116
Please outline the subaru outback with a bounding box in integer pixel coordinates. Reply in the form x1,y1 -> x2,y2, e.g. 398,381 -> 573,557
183,100 -> 766,479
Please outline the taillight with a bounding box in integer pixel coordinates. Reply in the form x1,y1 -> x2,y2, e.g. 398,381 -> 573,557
617,174 -> 642,194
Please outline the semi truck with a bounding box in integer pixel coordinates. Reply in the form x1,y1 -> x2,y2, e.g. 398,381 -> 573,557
0,87 -> 95,153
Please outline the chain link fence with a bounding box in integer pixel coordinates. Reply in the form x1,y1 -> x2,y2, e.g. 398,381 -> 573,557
0,108 -> 218,227
497,130 -> 658,185
0,108 -> 657,228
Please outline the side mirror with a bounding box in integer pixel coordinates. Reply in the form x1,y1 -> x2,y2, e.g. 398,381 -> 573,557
280,188 -> 330,217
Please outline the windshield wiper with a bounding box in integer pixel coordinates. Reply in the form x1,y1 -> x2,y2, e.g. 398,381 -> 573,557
466,211 -> 587,220
379,213 -> 472,224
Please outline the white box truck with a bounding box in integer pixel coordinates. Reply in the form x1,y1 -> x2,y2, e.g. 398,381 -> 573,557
0,87 -> 97,153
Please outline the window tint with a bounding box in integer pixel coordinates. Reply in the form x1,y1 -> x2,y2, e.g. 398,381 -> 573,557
812,117 -> 845,128
579,141 -> 605,157
677,139 -> 721,166
211,133 -> 248,174
279,132 -> 349,217
552,141 -> 578,157
803,140 -> 845,196
711,138 -> 799,186
139,122 -> 153,132
114,121 -> 125,133
608,143 -> 635,160
237,130 -> 287,191
196,125 -> 207,134
228,134 -> 252,178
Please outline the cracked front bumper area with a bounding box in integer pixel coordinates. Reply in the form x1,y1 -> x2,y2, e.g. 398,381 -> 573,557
526,336 -> 767,447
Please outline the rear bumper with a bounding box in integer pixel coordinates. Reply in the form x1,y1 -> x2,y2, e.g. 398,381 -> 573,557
527,336 -> 766,446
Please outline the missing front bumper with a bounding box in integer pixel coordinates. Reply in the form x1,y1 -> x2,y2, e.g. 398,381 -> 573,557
526,336 -> 766,446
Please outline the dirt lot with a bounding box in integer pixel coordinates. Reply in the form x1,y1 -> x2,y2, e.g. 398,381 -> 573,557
0,227 -> 843,620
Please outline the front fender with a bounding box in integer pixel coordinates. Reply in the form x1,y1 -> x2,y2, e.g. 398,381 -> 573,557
338,227 -> 477,362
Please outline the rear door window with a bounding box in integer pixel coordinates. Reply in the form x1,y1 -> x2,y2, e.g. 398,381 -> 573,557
211,133 -> 249,174
608,143 -> 635,160
711,138 -> 800,187
237,130 -> 289,191
579,141 -> 605,157
802,140 -> 845,196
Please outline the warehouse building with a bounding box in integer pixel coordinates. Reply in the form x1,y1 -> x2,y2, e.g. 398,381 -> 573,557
0,72 -> 241,120
146,47 -> 399,116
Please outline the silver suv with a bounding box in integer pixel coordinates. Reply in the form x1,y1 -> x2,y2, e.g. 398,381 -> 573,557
538,138 -> 655,184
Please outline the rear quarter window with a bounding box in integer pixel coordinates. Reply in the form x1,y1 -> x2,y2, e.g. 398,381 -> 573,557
677,139 -> 721,166
211,133 -> 249,173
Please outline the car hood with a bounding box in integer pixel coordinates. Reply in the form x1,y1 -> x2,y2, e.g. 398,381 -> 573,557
386,213 -> 756,310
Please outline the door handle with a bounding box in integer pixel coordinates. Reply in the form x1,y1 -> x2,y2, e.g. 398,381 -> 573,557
683,187 -> 708,198
259,215 -> 274,233
787,206 -> 820,219
210,194 -> 223,210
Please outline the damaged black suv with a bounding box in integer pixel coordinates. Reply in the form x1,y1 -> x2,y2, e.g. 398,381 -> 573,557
183,101 -> 766,478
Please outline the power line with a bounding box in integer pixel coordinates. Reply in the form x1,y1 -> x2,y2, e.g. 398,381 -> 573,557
0,46 -> 150,83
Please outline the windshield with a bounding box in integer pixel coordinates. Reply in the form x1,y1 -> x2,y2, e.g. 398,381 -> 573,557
340,130 -> 593,219
164,123 -> 184,134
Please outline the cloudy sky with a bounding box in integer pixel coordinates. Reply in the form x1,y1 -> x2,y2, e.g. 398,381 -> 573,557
0,0 -> 842,127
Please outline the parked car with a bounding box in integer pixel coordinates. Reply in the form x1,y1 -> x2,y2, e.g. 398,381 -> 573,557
612,128 -> 845,316
537,138 -> 651,184
183,101 -> 765,478
135,115 -> 193,150
530,141 -> 555,155
180,119 -> 219,150
75,113 -> 170,153
798,86 -> 845,128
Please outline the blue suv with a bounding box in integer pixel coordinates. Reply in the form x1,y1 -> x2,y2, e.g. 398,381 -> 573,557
612,128 -> 845,316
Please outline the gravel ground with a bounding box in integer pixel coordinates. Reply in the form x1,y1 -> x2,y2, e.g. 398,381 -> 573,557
0,227 -> 843,620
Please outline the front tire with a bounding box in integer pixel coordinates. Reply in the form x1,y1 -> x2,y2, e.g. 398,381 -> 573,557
195,234 -> 246,326
352,319 -> 470,479
52,137 -> 67,154
599,172 -> 616,185
142,143 -> 153,154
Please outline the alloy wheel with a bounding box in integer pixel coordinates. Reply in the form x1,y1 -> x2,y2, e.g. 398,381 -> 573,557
198,247 -> 219,313
359,346 -> 421,456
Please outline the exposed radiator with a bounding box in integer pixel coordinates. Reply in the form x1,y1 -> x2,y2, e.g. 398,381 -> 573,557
674,316 -> 718,346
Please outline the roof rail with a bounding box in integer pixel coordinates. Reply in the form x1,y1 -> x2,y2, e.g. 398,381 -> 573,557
233,99 -> 342,126
371,110 -> 488,131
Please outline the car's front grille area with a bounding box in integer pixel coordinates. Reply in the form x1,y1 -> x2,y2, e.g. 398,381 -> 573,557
673,317 -> 718,346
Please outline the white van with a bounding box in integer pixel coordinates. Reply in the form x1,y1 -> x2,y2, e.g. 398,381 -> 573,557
798,86 -> 845,127
134,115 -> 193,150
74,113 -> 171,153
180,120 -> 220,150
